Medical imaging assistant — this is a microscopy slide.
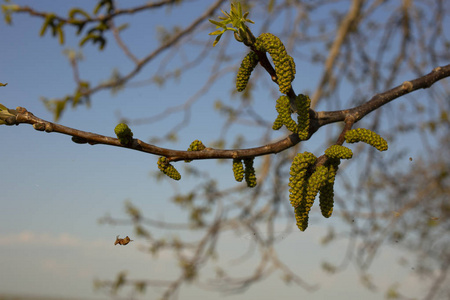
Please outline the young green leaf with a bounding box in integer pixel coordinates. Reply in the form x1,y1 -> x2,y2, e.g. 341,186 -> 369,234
209,19 -> 227,29
212,34 -> 222,47
209,29 -> 224,36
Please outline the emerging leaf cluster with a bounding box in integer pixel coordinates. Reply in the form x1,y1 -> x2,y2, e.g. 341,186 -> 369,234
2,4 -> 20,24
208,2 -> 254,46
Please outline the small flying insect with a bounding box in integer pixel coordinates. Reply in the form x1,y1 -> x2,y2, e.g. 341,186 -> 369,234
114,235 -> 133,246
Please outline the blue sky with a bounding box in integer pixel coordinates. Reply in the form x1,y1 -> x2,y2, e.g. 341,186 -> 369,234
0,1 -> 446,299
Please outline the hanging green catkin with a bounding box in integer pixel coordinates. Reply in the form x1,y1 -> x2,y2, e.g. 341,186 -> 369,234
236,51 -> 259,92
272,95 -> 289,130
295,204 -> 309,232
303,165 -> 328,212
273,94 -> 311,139
232,159 -> 244,182
243,157 -> 257,188
273,95 -> 297,132
319,160 -> 340,218
254,33 -> 296,94
157,157 -> 181,181
288,152 -> 317,208
289,152 -> 321,232
345,128 -> 388,151
294,165 -> 328,231
295,94 -> 311,140
324,145 -> 353,160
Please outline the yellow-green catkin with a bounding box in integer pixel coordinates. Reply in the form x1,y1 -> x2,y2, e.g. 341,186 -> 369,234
295,94 -> 311,140
254,33 -> 295,94
273,94 -> 310,138
324,145 -> 353,160
305,166 -> 328,209
236,51 -> 259,92
288,152 -> 317,208
232,159 -> 244,182
273,96 -> 297,132
345,128 -> 388,151
185,140 -> 206,162
295,205 -> 309,232
294,165 -> 328,232
319,160 -> 340,218
289,152 -> 318,232
114,123 -> 133,145
272,96 -> 288,130
157,157 -> 181,181
243,157 -> 257,188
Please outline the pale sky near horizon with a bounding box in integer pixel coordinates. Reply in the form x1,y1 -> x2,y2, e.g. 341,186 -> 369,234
0,1 -> 447,299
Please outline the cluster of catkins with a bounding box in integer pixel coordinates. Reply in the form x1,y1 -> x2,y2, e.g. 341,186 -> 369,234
236,33 -> 309,140
110,29 -> 390,232
289,150 -> 343,231
158,140 -> 207,180
272,94 -> 310,140
232,31 -> 390,231
232,158 -> 257,188
289,129 -> 388,231
236,33 -> 295,95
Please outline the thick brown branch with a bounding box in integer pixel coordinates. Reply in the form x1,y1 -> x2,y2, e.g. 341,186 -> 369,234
12,107 -> 300,161
7,64 -> 449,162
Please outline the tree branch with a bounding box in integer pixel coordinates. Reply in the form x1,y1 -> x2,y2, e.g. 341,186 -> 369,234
13,0 -> 187,25
314,64 -> 450,128
11,0 -> 228,113
4,64 -> 449,162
